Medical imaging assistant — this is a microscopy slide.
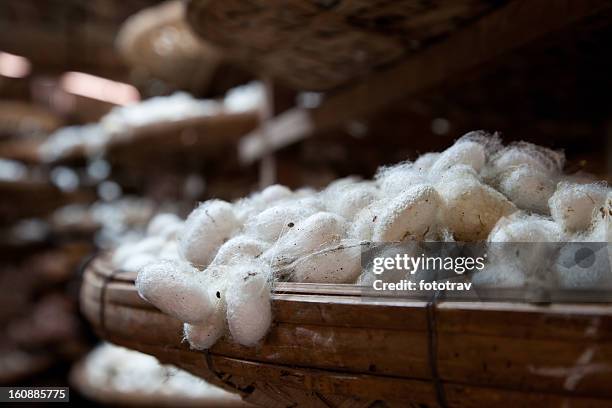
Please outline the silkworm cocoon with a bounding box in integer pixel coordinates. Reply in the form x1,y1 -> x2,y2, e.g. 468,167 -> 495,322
324,182 -> 378,220
136,260 -> 215,324
294,187 -> 317,198
211,235 -> 269,266
586,193 -> 612,242
490,141 -> 565,175
183,292 -> 226,350
244,204 -> 317,243
264,212 -> 348,267
413,152 -> 440,173
549,182 -> 608,232
372,184 -> 441,242
119,253 -> 157,272
349,203 -> 380,241
459,130 -> 502,154
471,262 -> 526,288
259,184 -> 292,204
113,236 -> 166,267
488,212 -> 564,243
179,200 -> 239,268
437,171 -> 516,241
225,263 -> 272,346
184,319 -> 224,350
287,241 -> 364,283
375,162 -> 428,198
487,213 -> 564,283
147,213 -> 183,239
497,165 -> 556,213
429,139 -> 486,177
159,241 -> 180,261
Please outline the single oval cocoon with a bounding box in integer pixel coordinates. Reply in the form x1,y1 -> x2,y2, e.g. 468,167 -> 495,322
349,203 -> 379,241
244,204 -> 316,243
113,236 -> 166,267
211,235 -> 269,266
179,200 -> 239,268
288,241 -> 364,283
225,263 -> 272,346
437,173 -> 516,241
429,140 -> 486,177
119,253 -> 157,272
488,215 -> 564,243
372,184 -> 441,242
471,262 -> 526,289
265,212 -> 348,267
136,260 -> 214,324
375,163 -> 428,199
490,142 -> 565,175
413,152 -> 440,174
159,241 -> 180,261
497,165 -> 556,213
585,193 -> 611,242
259,184 -> 292,204
325,182 -> 378,220
147,213 -> 183,239
549,182 -> 608,232
183,301 -> 226,350
184,320 -> 224,351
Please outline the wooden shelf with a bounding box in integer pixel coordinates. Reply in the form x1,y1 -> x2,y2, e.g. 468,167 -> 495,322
233,0 -> 612,163
81,254 -> 612,407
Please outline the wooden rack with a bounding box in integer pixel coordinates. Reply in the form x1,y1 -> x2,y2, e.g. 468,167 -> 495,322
82,255 -> 612,407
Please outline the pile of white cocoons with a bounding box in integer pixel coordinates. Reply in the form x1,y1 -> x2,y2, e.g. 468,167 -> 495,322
123,132 -> 610,349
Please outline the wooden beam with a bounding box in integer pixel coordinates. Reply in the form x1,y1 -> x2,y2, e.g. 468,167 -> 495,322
239,0 -> 612,164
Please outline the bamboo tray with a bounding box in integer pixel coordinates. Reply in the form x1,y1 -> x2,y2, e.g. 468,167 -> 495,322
116,0 -> 223,94
82,255 -> 612,407
187,0 -> 501,91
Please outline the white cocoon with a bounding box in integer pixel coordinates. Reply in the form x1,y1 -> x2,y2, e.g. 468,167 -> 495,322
244,204 -> 316,243
288,241 -> 363,283
113,236 -> 166,267
413,152 -> 440,174
490,141 -> 565,175
324,182 -> 378,220
471,262 -> 526,288
147,213 -> 183,239
488,212 -> 564,243
211,235 -> 269,266
437,168 -> 516,241
497,165 -> 556,213
375,163 -> 428,198
429,139 -> 486,176
225,263 -> 272,346
264,212 -> 348,267
349,203 -> 380,241
159,241 -> 180,261
119,253 -> 157,272
184,321 -> 224,350
259,184 -> 292,204
179,200 -> 239,268
136,260 -> 215,324
183,297 -> 226,350
549,182 -> 608,232
372,184 -> 440,242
